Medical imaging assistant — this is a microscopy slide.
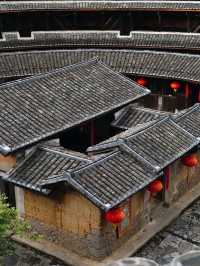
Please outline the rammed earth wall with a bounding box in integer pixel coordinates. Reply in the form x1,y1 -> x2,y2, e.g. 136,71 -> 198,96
19,152 -> 200,259
22,188 -> 150,258
168,150 -> 200,202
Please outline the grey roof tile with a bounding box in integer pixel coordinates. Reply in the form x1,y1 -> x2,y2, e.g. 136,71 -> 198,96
2,31 -> 200,52
3,145 -> 90,193
1,1 -> 200,12
173,103 -> 200,139
64,150 -> 161,211
1,49 -> 200,83
112,105 -> 170,130
0,59 -> 149,154
6,111 -> 199,210
125,119 -> 197,170
88,118 -> 199,170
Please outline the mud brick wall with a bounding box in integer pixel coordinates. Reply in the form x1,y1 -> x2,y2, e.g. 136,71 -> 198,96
187,150 -> 200,190
169,150 -> 200,202
21,152 -> 200,260
23,188 -> 151,259
0,154 -> 16,194
24,189 -> 109,259
0,154 -> 16,172
24,190 -> 101,235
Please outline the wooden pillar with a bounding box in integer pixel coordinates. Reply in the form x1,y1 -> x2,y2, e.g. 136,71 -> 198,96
90,120 -> 96,146
157,11 -> 162,30
184,83 -> 189,98
101,11 -> 105,30
128,11 -> 133,32
186,12 -> 190,32
198,88 -> 200,102
15,186 -> 25,218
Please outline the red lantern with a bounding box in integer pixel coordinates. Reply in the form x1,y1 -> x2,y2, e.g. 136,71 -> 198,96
181,154 -> 198,167
136,77 -> 148,87
170,81 -> 181,92
148,180 -> 163,194
104,208 -> 125,224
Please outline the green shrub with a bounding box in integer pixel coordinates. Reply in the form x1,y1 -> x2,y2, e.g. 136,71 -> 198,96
0,193 -> 43,258
0,193 -> 31,256
0,194 -> 17,255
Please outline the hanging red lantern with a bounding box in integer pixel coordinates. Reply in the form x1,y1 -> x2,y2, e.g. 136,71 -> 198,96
136,77 -> 148,87
170,81 -> 181,92
148,180 -> 163,194
181,154 -> 198,167
104,208 -> 125,224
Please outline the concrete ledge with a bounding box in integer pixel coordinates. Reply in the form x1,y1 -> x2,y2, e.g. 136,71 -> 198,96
12,182 -> 200,266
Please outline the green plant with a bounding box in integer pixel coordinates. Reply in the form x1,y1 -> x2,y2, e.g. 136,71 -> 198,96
0,193 -> 43,258
0,193 -> 32,256
0,194 -> 17,255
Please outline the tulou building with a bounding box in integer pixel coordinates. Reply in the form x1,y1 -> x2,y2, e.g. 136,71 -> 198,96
1,0 -> 200,264
0,58 -> 200,263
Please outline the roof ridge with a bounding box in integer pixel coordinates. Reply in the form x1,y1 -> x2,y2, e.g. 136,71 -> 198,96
40,146 -> 91,162
119,143 -> 160,172
112,105 -> 169,130
65,150 -> 120,176
172,103 -> 200,120
169,118 -> 200,142
134,106 -> 170,115
125,117 -> 199,170
88,117 -> 168,154
125,116 -> 169,139
95,60 -> 150,92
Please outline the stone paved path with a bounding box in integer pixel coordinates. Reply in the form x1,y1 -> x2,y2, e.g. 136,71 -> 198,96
3,198 -> 200,266
136,198 -> 200,265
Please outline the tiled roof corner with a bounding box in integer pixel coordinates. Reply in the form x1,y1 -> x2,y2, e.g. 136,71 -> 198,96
0,144 -> 12,155
3,146 -> 90,193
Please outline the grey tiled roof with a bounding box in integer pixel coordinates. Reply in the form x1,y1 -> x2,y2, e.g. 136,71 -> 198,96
173,103 -> 200,139
88,118 -> 199,171
0,59 -> 149,154
87,121 -> 156,155
7,112 -> 200,210
112,106 -> 170,130
2,49 -> 200,82
63,150 -> 161,211
125,119 -> 198,170
2,31 -> 200,52
41,112 -> 199,209
3,145 -> 90,193
1,1 -> 200,12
